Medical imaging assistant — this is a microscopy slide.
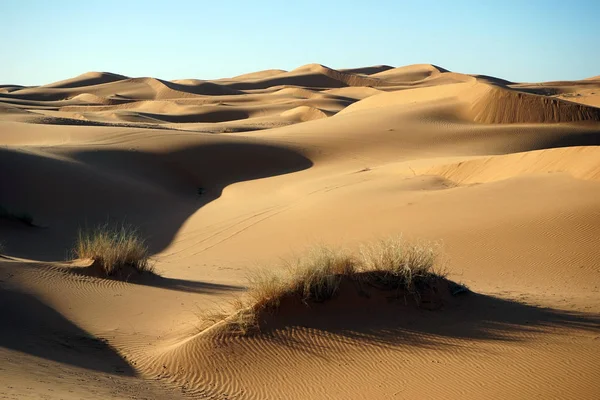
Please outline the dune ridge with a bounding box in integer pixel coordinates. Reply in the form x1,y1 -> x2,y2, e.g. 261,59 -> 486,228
3,63 -> 600,130
468,83 -> 600,123
424,146 -> 600,183
339,78 -> 600,124
41,71 -> 130,89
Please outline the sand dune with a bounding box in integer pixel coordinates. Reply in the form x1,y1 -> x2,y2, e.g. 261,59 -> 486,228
217,63 -> 384,91
424,146 -> 600,183
281,105 -> 329,121
340,64 -> 394,75
370,63 -> 448,82
8,62 -> 597,132
67,92 -> 116,105
0,84 -> 26,94
1,63 -> 600,399
469,83 -> 600,123
231,69 -> 288,81
41,71 -> 130,89
7,76 -> 241,103
323,86 -> 383,100
340,78 -> 600,124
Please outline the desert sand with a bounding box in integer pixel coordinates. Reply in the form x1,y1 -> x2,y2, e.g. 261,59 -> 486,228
1,63 -> 599,399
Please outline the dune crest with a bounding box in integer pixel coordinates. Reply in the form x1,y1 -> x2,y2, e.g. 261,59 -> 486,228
468,83 -> 600,123
42,71 -> 129,89
281,105 -> 328,121
340,64 -> 395,75
339,78 -> 600,124
290,63 -> 382,87
425,146 -> 600,184
371,63 -> 448,82
231,69 -> 288,80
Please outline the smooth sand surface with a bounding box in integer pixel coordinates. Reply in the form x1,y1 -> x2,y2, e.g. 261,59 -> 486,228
1,64 -> 600,399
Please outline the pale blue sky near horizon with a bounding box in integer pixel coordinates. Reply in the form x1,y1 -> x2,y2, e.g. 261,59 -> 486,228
1,0 -> 599,85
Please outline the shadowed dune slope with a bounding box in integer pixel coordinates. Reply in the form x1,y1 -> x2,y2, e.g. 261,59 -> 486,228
470,84 -> 600,123
340,79 -> 600,123
0,286 -> 135,376
0,140 -> 312,260
340,65 -> 394,75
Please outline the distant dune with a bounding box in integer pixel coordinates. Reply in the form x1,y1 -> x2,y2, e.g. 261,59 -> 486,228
41,71 -> 130,89
5,62 -> 598,131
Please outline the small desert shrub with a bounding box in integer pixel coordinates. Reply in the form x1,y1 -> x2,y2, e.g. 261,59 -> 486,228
284,247 -> 358,303
200,298 -> 257,335
208,237 -> 445,335
359,237 -> 443,291
246,268 -> 288,309
74,224 -> 152,276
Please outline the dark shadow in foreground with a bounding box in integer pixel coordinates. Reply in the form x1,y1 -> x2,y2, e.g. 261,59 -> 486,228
255,290 -> 600,354
0,141 -> 313,261
70,264 -> 245,294
0,287 -> 136,376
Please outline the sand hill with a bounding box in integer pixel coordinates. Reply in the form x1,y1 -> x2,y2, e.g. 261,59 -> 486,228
1,63 -> 600,400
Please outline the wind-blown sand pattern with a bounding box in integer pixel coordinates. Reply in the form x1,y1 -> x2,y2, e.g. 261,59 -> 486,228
1,63 -> 600,399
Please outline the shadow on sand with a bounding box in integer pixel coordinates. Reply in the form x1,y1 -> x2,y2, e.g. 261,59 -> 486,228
0,259 -> 243,376
0,287 -> 136,376
69,263 -> 245,294
0,141 -> 313,261
256,290 -> 600,354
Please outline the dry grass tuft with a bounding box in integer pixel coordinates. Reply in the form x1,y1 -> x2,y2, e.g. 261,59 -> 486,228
360,237 -> 443,291
74,223 -> 153,276
198,298 -> 258,336
284,246 -> 358,303
205,237 -> 446,335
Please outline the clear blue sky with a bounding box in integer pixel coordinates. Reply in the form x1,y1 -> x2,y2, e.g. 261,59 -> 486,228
2,0 -> 599,85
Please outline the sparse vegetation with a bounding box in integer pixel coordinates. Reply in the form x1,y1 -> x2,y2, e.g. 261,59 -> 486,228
74,223 -> 153,276
359,237 -> 442,293
203,237 -> 450,335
